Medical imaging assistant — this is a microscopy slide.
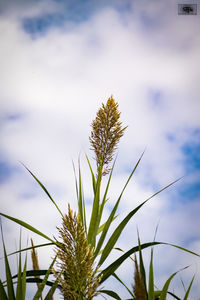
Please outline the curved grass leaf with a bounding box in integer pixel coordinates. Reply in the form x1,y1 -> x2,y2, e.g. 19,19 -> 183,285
100,289 -> 122,300
3,243 -> 53,259
32,256 -> 57,300
85,154 -> 96,193
16,230 -> 27,300
95,152 -> 144,260
183,275 -> 195,300
44,279 -> 59,300
148,248 -> 154,300
97,215 -> 117,235
154,290 -> 182,299
98,177 -> 183,266
161,242 -> 200,258
97,158 -> 116,230
100,242 -> 161,283
1,224 -> 15,300
0,213 -> 55,244
167,291 -> 181,300
21,254 -> 27,300
16,234 -> 22,300
21,163 -> 63,218
44,271 -> 61,300
0,230 -> 27,300
87,166 -> 102,247
112,273 -> 134,297
137,233 -> 148,297
26,278 -> 54,287
78,160 -> 87,233
100,241 -> 198,284
159,266 -> 189,300
12,270 -> 53,280
0,279 -> 8,300
114,247 -> 134,262
98,200 -> 147,266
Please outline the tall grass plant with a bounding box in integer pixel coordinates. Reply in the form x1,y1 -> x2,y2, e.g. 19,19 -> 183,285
0,96 -> 199,299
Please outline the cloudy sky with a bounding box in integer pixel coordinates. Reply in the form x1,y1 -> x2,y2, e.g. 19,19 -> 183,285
0,0 -> 200,298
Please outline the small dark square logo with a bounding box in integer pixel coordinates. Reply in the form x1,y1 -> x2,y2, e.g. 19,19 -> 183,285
178,4 -> 197,15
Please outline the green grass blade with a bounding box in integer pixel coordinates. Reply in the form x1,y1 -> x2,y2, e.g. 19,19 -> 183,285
21,254 -> 27,300
16,230 -> 22,300
21,163 -> 63,218
137,232 -> 147,296
159,266 -> 189,300
78,160 -> 84,225
4,243 -> 53,258
0,213 -> 55,243
154,290 -> 161,298
85,154 -> 96,193
0,279 -> 8,300
161,242 -> 200,257
114,247 -> 134,261
87,166 -> 102,247
10,270 -> 52,282
100,242 -> 162,283
32,256 -> 57,300
159,272 -> 178,300
77,160 -> 87,232
180,276 -> 186,292
95,153 -> 144,260
100,290 -> 122,300
11,270 -> 52,281
112,273 -> 134,297
148,224 -> 159,300
167,291 -> 182,299
98,200 -> 148,266
98,158 -> 116,227
1,225 -> 15,300
183,275 -> 195,300
98,177 -> 182,266
26,278 -> 54,286
97,221 -> 106,235
97,215 -> 117,235
148,248 -> 154,300
100,239 -> 197,285
44,277 -> 60,300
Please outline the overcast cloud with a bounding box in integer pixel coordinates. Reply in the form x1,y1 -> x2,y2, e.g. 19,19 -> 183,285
0,0 -> 200,298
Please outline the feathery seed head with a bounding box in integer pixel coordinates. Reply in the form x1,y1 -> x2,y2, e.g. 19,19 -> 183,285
54,204 -> 101,299
89,95 -> 127,175
31,238 -> 43,300
132,254 -> 147,300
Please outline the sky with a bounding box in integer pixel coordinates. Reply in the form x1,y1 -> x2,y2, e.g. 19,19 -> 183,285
0,0 -> 200,298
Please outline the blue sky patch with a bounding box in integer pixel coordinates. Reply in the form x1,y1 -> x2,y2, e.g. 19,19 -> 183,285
21,0 -> 135,37
179,180 -> 200,200
22,13 -> 66,36
5,113 -> 22,121
165,129 -> 200,203
148,88 -> 163,107
0,161 -> 15,184
21,0 -> 97,36
178,130 -> 200,201
182,138 -> 200,174
166,133 -> 175,142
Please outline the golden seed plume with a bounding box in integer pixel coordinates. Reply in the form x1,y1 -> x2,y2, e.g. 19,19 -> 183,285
31,238 -> 43,300
89,95 -> 127,175
132,254 -> 147,300
54,204 -> 101,299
